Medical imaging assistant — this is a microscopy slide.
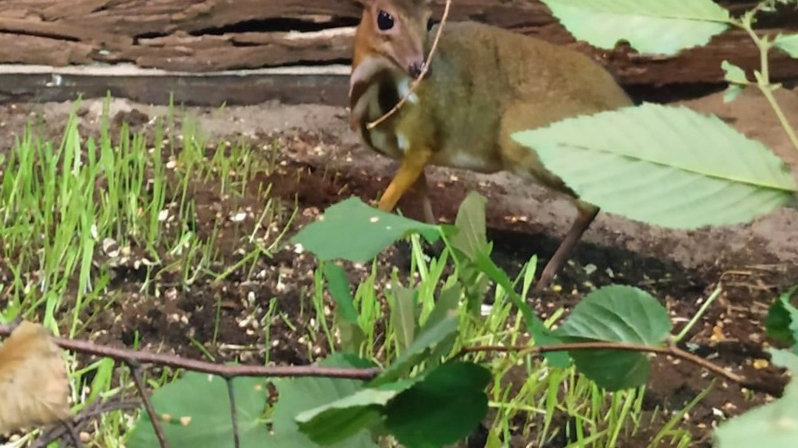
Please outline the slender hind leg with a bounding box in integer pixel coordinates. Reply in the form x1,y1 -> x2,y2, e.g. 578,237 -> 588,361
534,201 -> 599,292
497,104 -> 601,294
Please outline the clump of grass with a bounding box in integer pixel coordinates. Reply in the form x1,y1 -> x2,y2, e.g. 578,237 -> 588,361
304,235 -> 698,447
0,99 -> 290,336
0,97 -> 298,445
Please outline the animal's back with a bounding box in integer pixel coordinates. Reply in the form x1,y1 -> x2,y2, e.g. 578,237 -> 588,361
412,21 -> 632,189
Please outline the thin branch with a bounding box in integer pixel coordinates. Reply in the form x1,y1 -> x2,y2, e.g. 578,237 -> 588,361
366,0 -> 452,130
128,361 -> 170,448
226,378 -> 241,448
457,341 -> 782,396
0,326 -> 379,380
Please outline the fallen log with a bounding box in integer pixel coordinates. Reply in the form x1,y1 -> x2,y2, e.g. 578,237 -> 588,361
0,0 -> 794,86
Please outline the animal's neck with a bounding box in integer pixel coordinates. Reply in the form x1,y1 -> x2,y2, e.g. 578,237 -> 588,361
350,20 -> 377,113
349,55 -> 401,130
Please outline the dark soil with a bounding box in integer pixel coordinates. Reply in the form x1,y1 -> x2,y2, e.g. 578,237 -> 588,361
1,89 -> 797,447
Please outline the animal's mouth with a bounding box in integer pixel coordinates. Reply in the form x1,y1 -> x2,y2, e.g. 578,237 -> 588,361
408,61 -> 425,79
407,58 -> 433,79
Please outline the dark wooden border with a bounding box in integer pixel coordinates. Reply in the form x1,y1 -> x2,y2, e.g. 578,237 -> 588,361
0,65 -> 350,106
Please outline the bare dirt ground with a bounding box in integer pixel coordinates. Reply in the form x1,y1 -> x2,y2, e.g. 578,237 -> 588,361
1,87 -> 797,446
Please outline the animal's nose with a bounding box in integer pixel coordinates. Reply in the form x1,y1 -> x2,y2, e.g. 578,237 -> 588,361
409,61 -> 427,79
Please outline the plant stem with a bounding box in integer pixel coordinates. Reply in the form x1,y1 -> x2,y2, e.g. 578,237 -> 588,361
759,84 -> 798,153
226,378 -> 241,448
733,13 -> 798,153
128,361 -> 170,448
672,286 -> 722,343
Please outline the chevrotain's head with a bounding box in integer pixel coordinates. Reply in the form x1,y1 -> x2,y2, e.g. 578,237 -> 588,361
354,0 -> 434,79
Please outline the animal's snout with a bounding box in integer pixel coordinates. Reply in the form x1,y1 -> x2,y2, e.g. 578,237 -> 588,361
408,61 -> 427,79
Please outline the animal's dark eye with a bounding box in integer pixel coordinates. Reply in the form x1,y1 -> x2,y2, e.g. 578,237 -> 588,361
427,19 -> 435,31
377,10 -> 395,31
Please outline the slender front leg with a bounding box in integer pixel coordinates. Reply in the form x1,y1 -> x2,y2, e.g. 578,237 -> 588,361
378,149 -> 432,212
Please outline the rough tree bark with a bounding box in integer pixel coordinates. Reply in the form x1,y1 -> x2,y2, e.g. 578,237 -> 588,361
0,0 -> 796,86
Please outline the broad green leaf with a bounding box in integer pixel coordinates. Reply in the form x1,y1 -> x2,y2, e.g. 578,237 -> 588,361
272,354 -> 378,448
765,286 -> 798,349
292,197 -> 440,263
555,285 -> 672,390
776,33 -> 798,58
450,191 -> 489,259
295,380 -> 416,445
541,0 -> 730,55
512,103 -> 797,229
375,314 -> 459,385
385,362 -> 491,448
324,263 -> 358,324
389,285 -> 419,352
126,373 -> 269,448
564,345 -> 651,391
714,349 -> 798,448
556,285 -> 672,344
722,60 -> 749,84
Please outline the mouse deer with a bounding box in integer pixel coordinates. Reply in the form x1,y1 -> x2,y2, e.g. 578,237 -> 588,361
349,0 -> 633,291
